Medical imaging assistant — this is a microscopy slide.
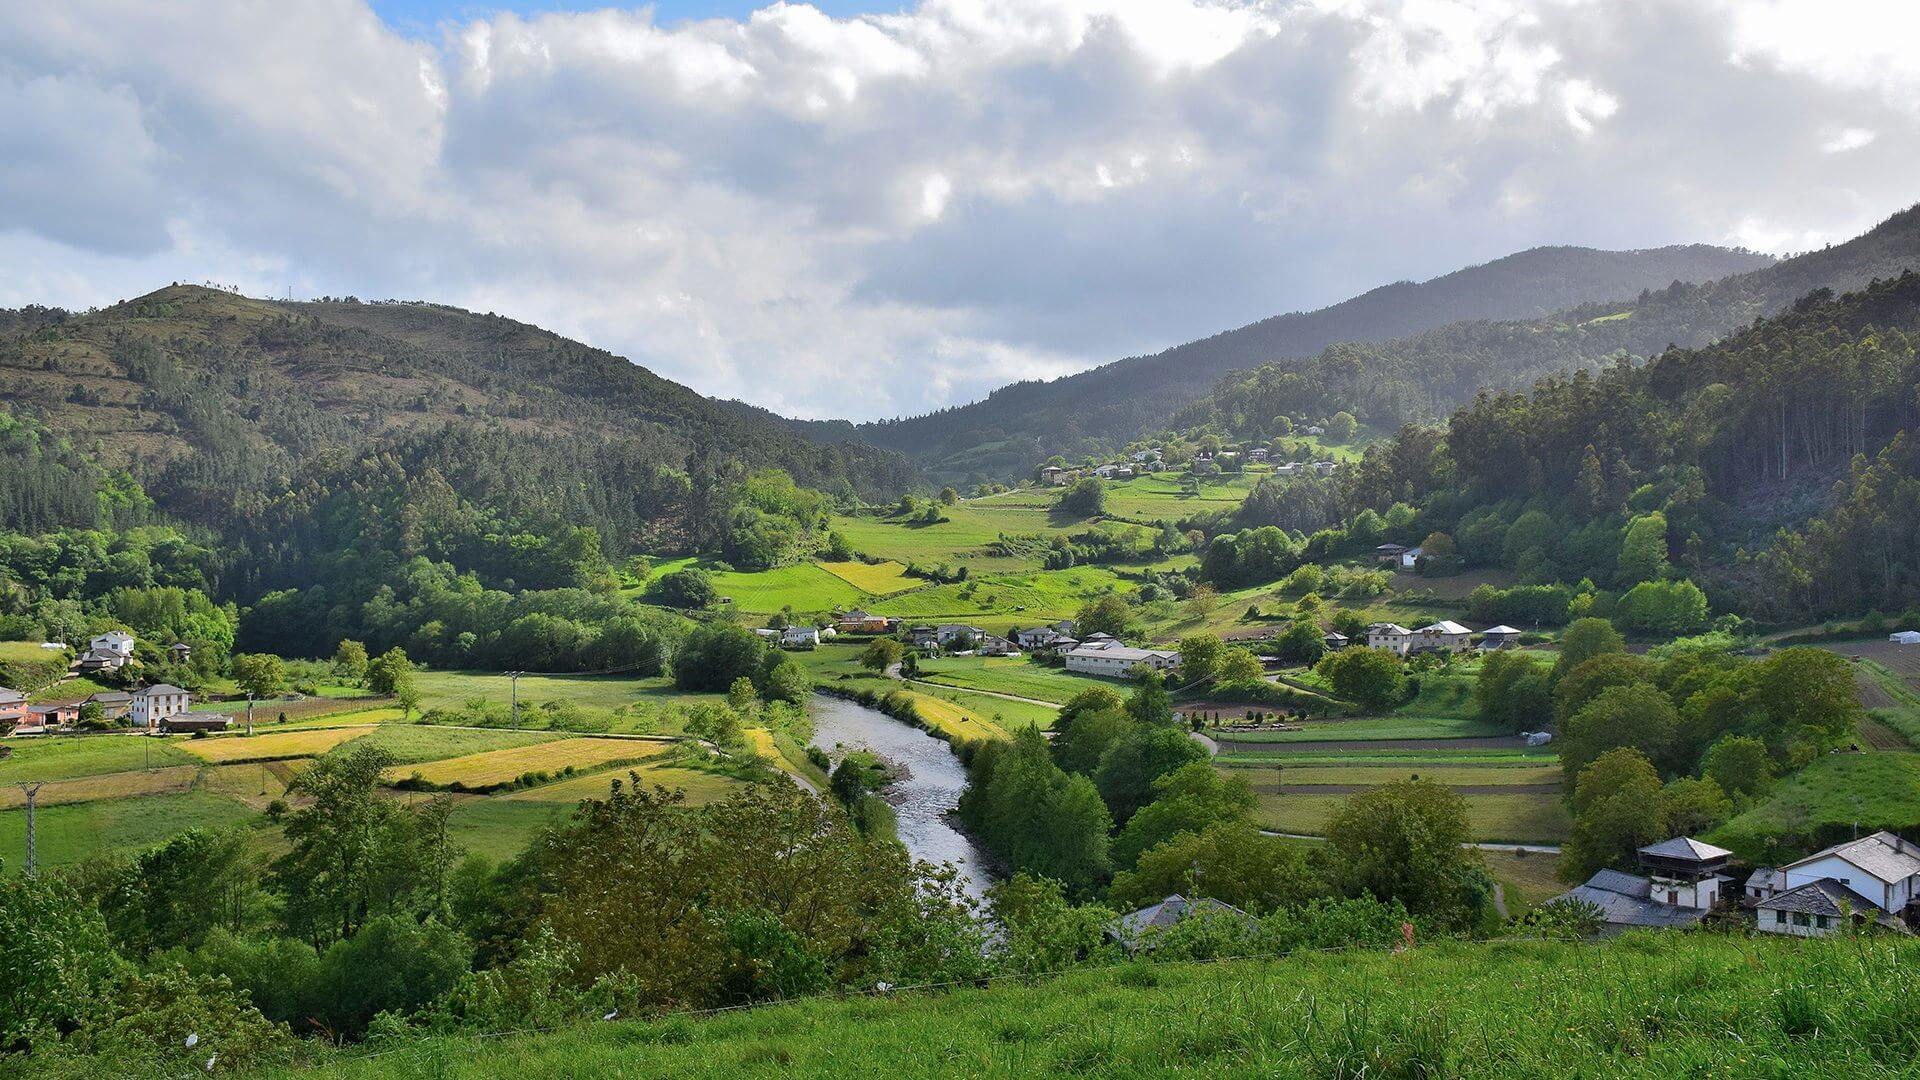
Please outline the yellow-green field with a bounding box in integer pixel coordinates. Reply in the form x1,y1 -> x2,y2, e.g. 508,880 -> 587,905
384,737 -> 670,788
0,765 -> 199,808
498,759 -> 742,807
817,560 -> 920,595
180,725 -> 380,763
1253,790 -> 1571,844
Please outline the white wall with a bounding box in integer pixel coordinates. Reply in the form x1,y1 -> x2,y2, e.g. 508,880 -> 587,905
1783,856 -> 1897,912
1756,908 -> 1839,937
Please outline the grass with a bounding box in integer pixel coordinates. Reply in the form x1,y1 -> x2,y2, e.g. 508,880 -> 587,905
178,725 -> 381,763
817,560 -> 920,595
0,639 -> 59,664
913,656 -> 1116,704
30,676 -> 110,702
498,759 -> 745,807
1214,715 -> 1506,743
710,562 -> 872,613
0,790 -> 258,873
1227,763 -> 1561,787
1216,749 -> 1553,766
895,690 -> 1009,743
1710,751 -> 1920,860
829,507 -> 1080,573
871,567 -> 1132,625
1481,849 -> 1570,911
411,669 -> 698,728
441,798 -> 574,862
384,737 -> 670,789
907,684 -> 1059,732
1254,790 -> 1572,844
331,724 -> 564,766
0,735 -> 197,782
0,765 -> 199,808
292,935 -> 1920,1078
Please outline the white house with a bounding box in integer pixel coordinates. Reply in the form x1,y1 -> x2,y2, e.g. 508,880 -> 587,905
1412,621 -> 1474,653
1365,623 -> 1412,655
1763,831 -> 1920,917
1399,546 -> 1424,570
1040,466 -> 1072,486
780,626 -> 820,649
1891,630 -> 1920,645
1478,625 -> 1523,650
1547,836 -> 1729,932
1311,461 -> 1337,477
90,631 -> 136,657
934,624 -> 985,647
1064,644 -> 1179,678
129,684 -> 191,729
1302,425 -> 1325,436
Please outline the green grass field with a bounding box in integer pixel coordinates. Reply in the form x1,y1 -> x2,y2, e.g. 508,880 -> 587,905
1711,751 -> 1920,860
0,790 -> 259,873
332,724 -> 565,766
1215,715 -> 1506,743
291,935 -> 1920,1078
384,737 -> 668,789
1481,848 -> 1569,911
1254,789 -> 1571,844
1230,763 -> 1561,787
709,562 -> 872,613
907,684 -> 1059,732
0,639 -> 60,664
0,734 -> 197,782
830,506 -> 1079,573
817,560 -> 920,595
913,656 -> 1117,704
180,725 -> 380,763
871,567 -> 1131,624
412,670 -> 705,729
499,758 -> 744,807
441,798 -> 574,862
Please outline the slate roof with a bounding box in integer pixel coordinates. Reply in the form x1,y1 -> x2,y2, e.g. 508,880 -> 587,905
1112,895 -> 1252,937
1745,868 -> 1788,894
0,687 -> 24,704
134,684 -> 188,697
1639,837 -> 1733,863
1419,621 -> 1473,635
1065,644 -> 1177,664
1549,870 -> 1708,929
1785,831 -> 1920,885
1758,878 -> 1882,918
1480,625 -> 1522,636
1368,623 -> 1411,636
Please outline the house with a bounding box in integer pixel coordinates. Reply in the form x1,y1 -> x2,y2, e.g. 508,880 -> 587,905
780,626 -> 820,650
1365,623 -> 1412,655
1311,461 -> 1337,477
1546,836 -> 1731,933
0,687 -> 27,729
22,701 -> 82,732
1766,831 -> 1920,917
129,684 -> 191,729
161,711 -> 232,734
1273,462 -> 1302,477
977,635 -> 1020,657
86,691 -> 133,719
834,610 -> 892,634
751,627 -> 781,640
934,624 -> 985,647
1411,621 -> 1474,653
1756,878 -> 1909,937
167,642 -> 193,662
1093,463 -> 1134,480
1302,425 -> 1326,436
907,626 -> 939,649
1109,894 -> 1254,948
1372,543 -> 1408,565
1743,867 -> 1788,903
77,648 -> 131,674
1399,546 -> 1424,570
1064,643 -> 1179,677
1040,466 -> 1071,486
1478,625 -> 1523,650
1891,630 -> 1920,645
90,631 -> 136,657
1013,626 -> 1054,650
1322,631 -> 1349,651
1247,447 -> 1269,463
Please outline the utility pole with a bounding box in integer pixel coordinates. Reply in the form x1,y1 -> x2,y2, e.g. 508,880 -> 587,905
18,783 -> 43,878
246,694 -> 255,737
509,671 -> 522,729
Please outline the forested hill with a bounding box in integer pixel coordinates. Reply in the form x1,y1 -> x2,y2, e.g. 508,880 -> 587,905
854,243 -> 1773,481
0,284 -> 918,560
1183,203 -> 1920,438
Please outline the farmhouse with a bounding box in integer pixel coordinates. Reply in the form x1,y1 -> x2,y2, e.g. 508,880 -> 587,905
22,701 -> 81,733
129,684 -> 191,729
907,626 -> 939,649
1398,546 -> 1423,570
1372,543 -> 1407,564
1014,626 -> 1078,652
0,687 -> 27,728
835,610 -> 893,634
976,635 -> 1020,657
87,691 -> 133,719
1478,625 -> 1522,650
168,642 -> 193,662
935,624 -> 985,647
1751,831 -> 1920,919
1247,447 -> 1269,463
1274,462 -> 1303,477
1365,623 -> 1412,654
1302,425 -> 1325,436
90,630 -> 135,657
1064,640 -> 1178,677
1311,461 -> 1337,477
781,626 -> 821,649
1040,466 -> 1072,486
1109,894 -> 1254,949
1322,631 -> 1349,651
1548,836 -> 1730,933
77,647 -> 132,674
1411,621 -> 1474,652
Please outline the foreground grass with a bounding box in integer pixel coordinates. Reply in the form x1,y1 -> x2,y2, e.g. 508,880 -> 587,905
293,935 -> 1920,1078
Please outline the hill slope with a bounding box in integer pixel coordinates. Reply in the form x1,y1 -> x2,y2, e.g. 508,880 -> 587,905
856,243 -> 1773,481
0,285 -> 919,558
297,934 -> 1918,1078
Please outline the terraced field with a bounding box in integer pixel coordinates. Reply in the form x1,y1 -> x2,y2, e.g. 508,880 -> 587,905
817,560 -> 919,595
383,736 -> 670,788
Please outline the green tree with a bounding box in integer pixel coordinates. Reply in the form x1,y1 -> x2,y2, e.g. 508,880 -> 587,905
102,828 -> 257,957
859,638 -> 903,672
1049,706 -> 1134,776
1,873 -> 121,1046
1662,777 -> 1733,837
1274,618 -> 1326,665
1617,512 -> 1669,585
1094,725 -> 1207,824
1217,647 -> 1266,683
366,647 -> 413,696
1111,763 -> 1255,870
645,567 -> 718,609
1315,647 -> 1406,711
1325,411 -> 1358,442
1111,822 -> 1323,913
1552,652 -> 1655,724
1325,780 -> 1481,927
674,624 -> 769,691
271,746 -> 432,949
332,639 -> 368,684
938,487 -> 959,506
758,655 -> 812,705
1476,650 -> 1551,733
1075,594 -> 1132,638
1700,734 -> 1775,801
1558,683 -> 1678,784
1058,477 -> 1107,518
1561,748 -> 1665,881
1177,633 -> 1224,684
1552,617 -> 1624,682
726,676 -> 760,712
231,653 -> 286,700
1124,671 -> 1175,726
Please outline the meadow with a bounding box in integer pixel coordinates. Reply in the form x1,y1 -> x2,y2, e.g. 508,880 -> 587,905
913,656 -> 1119,704
0,734 -> 196,782
180,725 -> 381,763
1254,789 -> 1571,844
1710,751 -> 1920,860
870,566 -> 1133,625
329,724 -> 563,766
0,764 -> 199,809
0,790 -> 259,872
382,736 -> 671,789
1213,715 -> 1507,744
290,935 -> 1920,1078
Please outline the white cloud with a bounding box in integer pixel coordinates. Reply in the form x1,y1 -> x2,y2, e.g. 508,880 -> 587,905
0,0 -> 1916,421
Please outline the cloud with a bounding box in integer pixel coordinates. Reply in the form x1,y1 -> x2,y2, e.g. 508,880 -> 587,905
1,0 -> 1916,420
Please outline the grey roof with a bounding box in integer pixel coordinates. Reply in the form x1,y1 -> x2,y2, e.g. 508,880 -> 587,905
1323,632 -> 1348,642
1745,867 -> 1787,892
1480,625 -> 1522,636
1784,831 -> 1920,885
1368,623 -> 1411,636
1113,894 -> 1251,936
1758,878 -> 1882,918
1066,644 -> 1177,664
1549,871 -> 1707,929
135,684 -> 188,697
1639,837 -> 1733,862
1419,621 -> 1473,636
0,687 -> 23,703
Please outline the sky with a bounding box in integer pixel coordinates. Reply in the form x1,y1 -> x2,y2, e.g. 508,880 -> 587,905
2,1 -> 1918,421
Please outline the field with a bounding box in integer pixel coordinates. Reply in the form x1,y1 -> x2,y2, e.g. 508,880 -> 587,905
1710,751 -> 1920,860
913,656 -> 1116,704
0,639 -> 59,664
442,799 -> 574,862
0,790 -> 259,872
0,734 -> 197,782
1481,848 -> 1571,911
499,758 -> 743,807
1254,789 -> 1572,844
711,561 -> 871,613
905,683 -> 1059,732
1213,715 -> 1507,744
179,725 -> 380,763
870,566 -> 1132,626
292,936 -> 1920,1078
383,737 -> 670,788
1227,762 -> 1561,788
329,724 -> 563,766
817,559 -> 920,595
410,669 -> 705,729
0,764 -> 199,808
829,506 -> 1081,573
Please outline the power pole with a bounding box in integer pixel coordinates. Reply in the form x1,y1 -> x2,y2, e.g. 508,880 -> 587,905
18,783 -> 43,877
246,694 -> 255,737
509,671 -> 522,729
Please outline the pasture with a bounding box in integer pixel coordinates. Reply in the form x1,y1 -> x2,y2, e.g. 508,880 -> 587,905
411,669 -> 693,723
331,724 -> 563,766
1253,789 -> 1571,844
871,566 -> 1131,623
499,758 -> 742,807
180,725 -> 380,763
384,736 -> 670,789
817,560 -> 919,595
0,764 -> 199,809
0,790 -> 259,873
1212,715 -> 1507,744
0,734 -> 196,782
1711,751 -> 1920,859
913,656 -> 1116,705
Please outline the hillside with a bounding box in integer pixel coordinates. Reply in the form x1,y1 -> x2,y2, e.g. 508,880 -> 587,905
0,285 -> 919,559
854,244 -> 1773,482
293,935 -> 1916,1078
1183,203 -> 1920,440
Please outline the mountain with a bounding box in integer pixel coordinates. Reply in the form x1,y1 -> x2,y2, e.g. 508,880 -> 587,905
1182,204 -> 1920,441
0,285 -> 920,562
854,243 -> 1775,481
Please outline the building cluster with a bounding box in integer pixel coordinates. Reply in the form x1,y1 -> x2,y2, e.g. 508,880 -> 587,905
1552,832 -> 1920,938
1037,445 -> 1337,487
1321,620 -> 1521,655
1,632 -> 228,736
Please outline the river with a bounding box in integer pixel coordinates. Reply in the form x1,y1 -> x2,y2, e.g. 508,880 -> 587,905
808,693 -> 994,898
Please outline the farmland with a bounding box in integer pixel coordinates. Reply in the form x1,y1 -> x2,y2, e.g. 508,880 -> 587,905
382,736 -> 672,789
817,559 -> 920,595
0,790 -> 260,872
913,656 -> 1121,704
1254,789 -> 1572,844
180,725 -> 381,763
329,724 -> 562,766
0,734 -> 196,782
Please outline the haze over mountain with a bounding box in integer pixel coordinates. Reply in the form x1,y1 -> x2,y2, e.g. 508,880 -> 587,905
856,243 -> 1774,481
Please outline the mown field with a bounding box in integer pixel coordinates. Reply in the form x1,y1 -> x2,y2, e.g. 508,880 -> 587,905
180,725 -> 381,763
1254,788 -> 1572,844
383,737 -> 671,788
913,656 -> 1119,704
869,566 -> 1133,626
291,935 -> 1920,1078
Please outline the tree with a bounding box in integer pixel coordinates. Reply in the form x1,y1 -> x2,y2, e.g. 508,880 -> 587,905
1700,734 -> 1775,801
727,676 -> 759,712
333,639 -> 368,684
1056,686 -> 1125,734
1552,617 -> 1624,682
1662,777 -> 1733,837
271,746 -> 433,948
860,638 -> 903,672
1561,748 -> 1665,881
1177,633 -> 1224,684
1049,706 -> 1134,776
394,676 -> 421,722
1558,683 -> 1678,783
1075,594 -> 1131,639
646,567 -> 718,609
1217,647 -> 1266,683
674,624 -> 769,691
1124,671 -> 1174,726
1315,647 -> 1406,712
1273,618 -> 1325,665
1615,579 -> 1711,635
1748,646 -> 1862,758
1617,512 -> 1669,585
1325,780 -> 1481,926
366,647 -> 413,696
1,873 -> 120,1046
1325,411 -> 1358,442
1476,650 -> 1551,733
1058,478 -> 1106,518
1094,724 -> 1207,824
758,654 -> 812,705
1185,584 -> 1219,620
1111,763 -> 1255,870
231,653 -> 286,700
1111,822 -> 1323,912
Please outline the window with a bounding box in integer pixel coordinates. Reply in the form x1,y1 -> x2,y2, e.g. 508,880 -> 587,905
1774,910 -> 1786,925
1792,912 -> 1810,927
1816,916 -> 1830,930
